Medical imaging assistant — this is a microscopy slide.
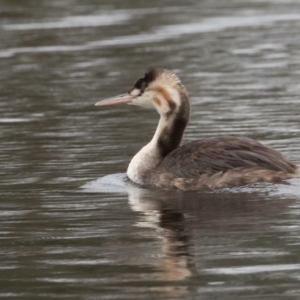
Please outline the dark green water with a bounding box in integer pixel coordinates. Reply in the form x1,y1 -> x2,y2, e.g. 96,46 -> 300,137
1,0 -> 300,299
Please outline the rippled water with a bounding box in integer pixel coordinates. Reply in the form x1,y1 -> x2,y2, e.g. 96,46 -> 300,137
1,0 -> 300,299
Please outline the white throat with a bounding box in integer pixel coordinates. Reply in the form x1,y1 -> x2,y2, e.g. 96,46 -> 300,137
127,115 -> 170,184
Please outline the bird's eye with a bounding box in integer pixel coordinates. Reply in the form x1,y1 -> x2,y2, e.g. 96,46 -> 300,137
129,88 -> 141,97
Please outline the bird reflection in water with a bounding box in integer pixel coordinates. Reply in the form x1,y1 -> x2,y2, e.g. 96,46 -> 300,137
127,186 -> 293,297
128,188 -> 196,297
158,208 -> 196,280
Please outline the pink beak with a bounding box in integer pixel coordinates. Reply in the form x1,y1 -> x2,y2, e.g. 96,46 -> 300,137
95,93 -> 135,106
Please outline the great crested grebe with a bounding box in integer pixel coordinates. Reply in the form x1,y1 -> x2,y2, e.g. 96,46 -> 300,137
95,68 -> 299,191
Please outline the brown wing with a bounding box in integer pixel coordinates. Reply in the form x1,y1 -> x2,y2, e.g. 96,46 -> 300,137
158,136 -> 297,178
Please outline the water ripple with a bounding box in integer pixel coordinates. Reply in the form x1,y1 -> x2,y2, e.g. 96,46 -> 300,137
3,13 -> 131,30
1,13 -> 300,57
205,264 -> 300,275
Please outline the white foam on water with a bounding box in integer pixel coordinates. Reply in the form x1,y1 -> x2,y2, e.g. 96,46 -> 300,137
81,173 -> 140,194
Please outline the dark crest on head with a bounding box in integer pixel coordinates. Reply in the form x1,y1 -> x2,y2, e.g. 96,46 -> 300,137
129,67 -> 163,94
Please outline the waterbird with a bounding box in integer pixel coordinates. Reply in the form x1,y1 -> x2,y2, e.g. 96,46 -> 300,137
95,68 -> 299,191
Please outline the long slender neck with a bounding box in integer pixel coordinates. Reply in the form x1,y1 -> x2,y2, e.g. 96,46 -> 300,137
155,111 -> 188,157
127,101 -> 190,184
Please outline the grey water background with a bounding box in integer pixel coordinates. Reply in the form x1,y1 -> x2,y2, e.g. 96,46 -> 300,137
1,0 -> 300,299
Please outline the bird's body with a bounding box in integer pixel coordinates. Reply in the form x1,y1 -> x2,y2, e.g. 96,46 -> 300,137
96,68 -> 299,191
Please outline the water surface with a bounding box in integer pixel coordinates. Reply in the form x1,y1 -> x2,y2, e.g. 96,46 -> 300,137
1,0 -> 300,299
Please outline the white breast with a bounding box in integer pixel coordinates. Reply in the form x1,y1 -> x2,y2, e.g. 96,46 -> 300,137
127,141 -> 161,184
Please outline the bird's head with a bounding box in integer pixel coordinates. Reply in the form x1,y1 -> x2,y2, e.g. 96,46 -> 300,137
95,68 -> 189,116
